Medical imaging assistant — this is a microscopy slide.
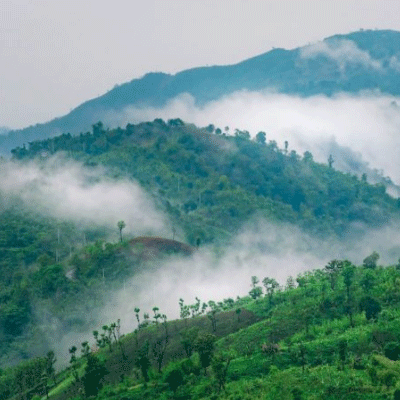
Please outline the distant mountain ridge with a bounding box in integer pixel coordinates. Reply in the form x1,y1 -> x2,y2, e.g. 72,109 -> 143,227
1,29 -> 400,154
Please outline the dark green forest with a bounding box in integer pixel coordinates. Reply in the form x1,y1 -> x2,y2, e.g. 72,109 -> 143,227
2,120 -> 400,399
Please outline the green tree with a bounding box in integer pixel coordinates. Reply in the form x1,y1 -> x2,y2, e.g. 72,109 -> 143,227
255,131 -> 266,145
262,277 -> 279,306
195,333 -> 217,374
234,129 -> 250,140
134,307 -> 141,326
360,270 -> 375,293
206,124 -> 215,133
180,327 -> 199,357
384,342 -> 400,361
164,363 -> 185,393
207,301 -> 219,332
212,352 -> 233,391
324,259 -> 342,290
152,337 -> 168,373
179,298 -> 190,321
117,220 -> 126,242
284,140 -> 289,154
338,339 -> 348,370
135,341 -> 151,382
363,251 -> 380,269
82,353 -> 108,397
328,154 -> 334,168
153,306 -> 160,324
45,350 -> 56,385
236,307 -> 242,322
359,296 -> 381,320
342,262 -> 355,327
303,151 -> 313,163
251,276 -> 259,288
69,346 -> 79,383
249,286 -> 263,300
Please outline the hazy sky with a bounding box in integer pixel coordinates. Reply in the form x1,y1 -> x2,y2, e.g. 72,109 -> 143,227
1,0 -> 400,129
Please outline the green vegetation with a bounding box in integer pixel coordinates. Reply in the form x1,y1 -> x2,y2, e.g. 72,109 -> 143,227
1,258 -> 400,399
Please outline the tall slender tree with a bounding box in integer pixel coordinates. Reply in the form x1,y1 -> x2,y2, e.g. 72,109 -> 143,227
117,220 -> 126,242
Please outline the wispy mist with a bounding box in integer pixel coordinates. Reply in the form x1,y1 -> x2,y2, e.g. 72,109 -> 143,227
101,218 -> 400,336
0,156 -> 168,237
299,39 -> 383,71
103,91 -> 400,187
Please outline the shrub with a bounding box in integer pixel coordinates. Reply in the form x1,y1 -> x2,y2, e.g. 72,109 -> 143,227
384,342 -> 400,361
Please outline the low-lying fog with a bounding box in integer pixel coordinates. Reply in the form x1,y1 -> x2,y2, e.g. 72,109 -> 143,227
0,157 -> 169,238
103,91 -> 400,188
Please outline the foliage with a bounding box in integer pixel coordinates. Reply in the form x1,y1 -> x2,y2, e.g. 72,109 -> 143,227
81,353 -> 108,397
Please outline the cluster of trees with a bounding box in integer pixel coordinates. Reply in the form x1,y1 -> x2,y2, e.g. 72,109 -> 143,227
0,351 -> 56,399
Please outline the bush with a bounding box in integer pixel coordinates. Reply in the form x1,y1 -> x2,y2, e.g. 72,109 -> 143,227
82,353 -> 108,397
384,342 -> 400,361
163,358 -> 199,393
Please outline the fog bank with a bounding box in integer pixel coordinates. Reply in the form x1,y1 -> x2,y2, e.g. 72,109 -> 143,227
0,157 -> 168,237
103,91 -> 400,187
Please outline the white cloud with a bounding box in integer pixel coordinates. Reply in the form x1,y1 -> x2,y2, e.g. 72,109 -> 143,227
299,39 -> 382,72
103,91 -> 400,187
0,157 -> 168,237
100,218 -> 400,335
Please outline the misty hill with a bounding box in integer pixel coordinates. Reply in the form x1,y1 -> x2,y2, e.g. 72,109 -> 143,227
2,29 -> 400,153
11,119 -> 400,243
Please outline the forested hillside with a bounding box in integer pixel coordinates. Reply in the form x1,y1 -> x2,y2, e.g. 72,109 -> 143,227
11,119 -> 400,243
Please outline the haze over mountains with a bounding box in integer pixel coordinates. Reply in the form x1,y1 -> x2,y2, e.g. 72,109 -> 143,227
2,29 -> 400,161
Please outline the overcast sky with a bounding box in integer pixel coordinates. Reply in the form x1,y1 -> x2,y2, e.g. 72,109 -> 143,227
1,0 -> 400,129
